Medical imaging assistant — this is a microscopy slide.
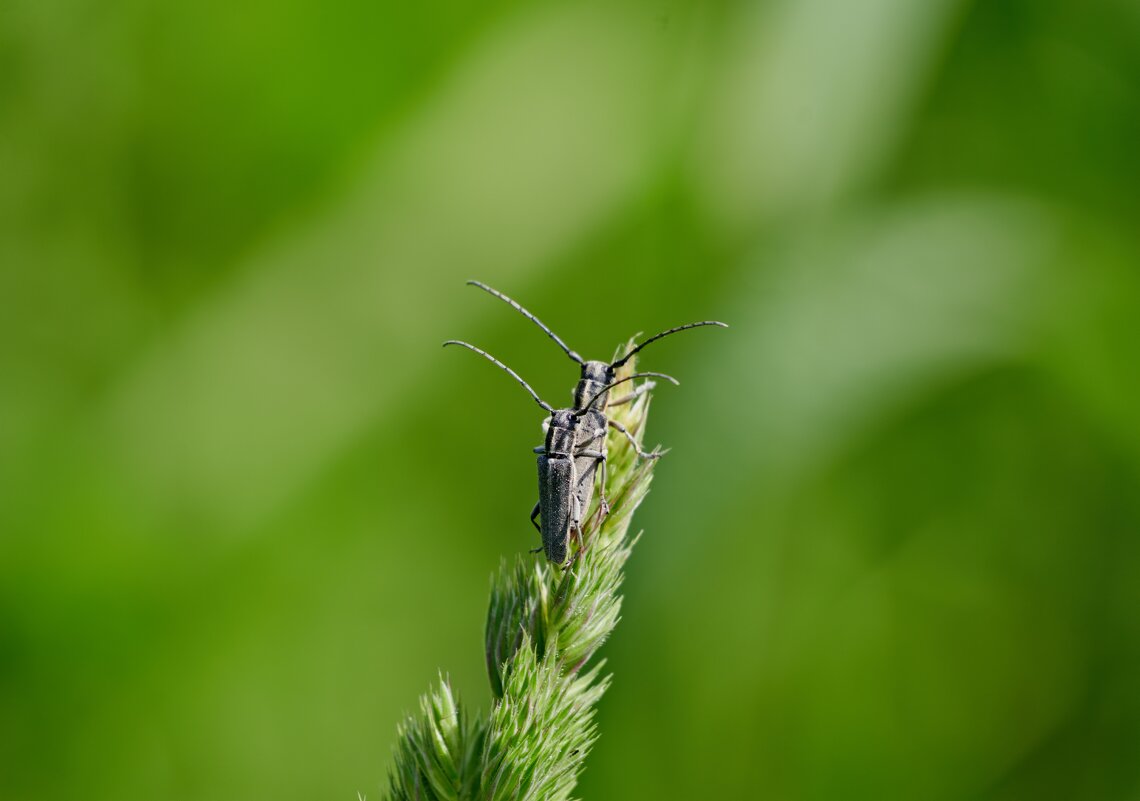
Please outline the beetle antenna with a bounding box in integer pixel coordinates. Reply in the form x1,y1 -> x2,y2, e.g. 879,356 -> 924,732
576,372 -> 679,415
443,340 -> 553,412
611,321 -> 728,369
467,280 -> 584,364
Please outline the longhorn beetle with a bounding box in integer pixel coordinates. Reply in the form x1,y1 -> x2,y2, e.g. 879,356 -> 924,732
465,280 -> 727,518
443,340 -> 675,565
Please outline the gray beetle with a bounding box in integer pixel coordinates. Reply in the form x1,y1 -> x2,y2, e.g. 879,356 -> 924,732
535,409 -> 589,565
465,280 -> 726,518
443,340 -> 673,565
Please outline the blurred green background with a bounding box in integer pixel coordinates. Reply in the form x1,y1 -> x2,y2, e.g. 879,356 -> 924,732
2,0 -> 1139,798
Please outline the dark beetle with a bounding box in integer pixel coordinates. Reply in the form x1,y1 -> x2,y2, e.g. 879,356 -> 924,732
442,340 -> 672,565
466,280 -> 727,517
535,410 -> 588,565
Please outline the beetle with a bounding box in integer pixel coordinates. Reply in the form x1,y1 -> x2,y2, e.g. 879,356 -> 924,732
465,280 -> 727,517
443,339 -> 674,564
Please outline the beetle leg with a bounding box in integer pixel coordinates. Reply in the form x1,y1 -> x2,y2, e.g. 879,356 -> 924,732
529,501 -> 543,554
568,465 -> 585,551
597,457 -> 610,517
533,445 -> 546,454
608,418 -> 663,459
607,380 -> 655,408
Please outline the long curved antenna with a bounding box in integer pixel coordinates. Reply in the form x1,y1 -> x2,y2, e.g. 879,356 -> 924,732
467,280 -> 584,364
576,371 -> 680,415
443,340 -> 553,412
612,321 -> 728,369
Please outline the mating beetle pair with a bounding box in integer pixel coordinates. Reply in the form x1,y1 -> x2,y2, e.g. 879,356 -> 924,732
445,280 -> 726,566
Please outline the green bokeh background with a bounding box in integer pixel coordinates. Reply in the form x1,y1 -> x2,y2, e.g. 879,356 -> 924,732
2,0 -> 1139,799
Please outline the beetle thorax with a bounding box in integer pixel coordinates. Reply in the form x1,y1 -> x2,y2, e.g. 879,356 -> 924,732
544,410 -> 578,456
573,360 -> 615,411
